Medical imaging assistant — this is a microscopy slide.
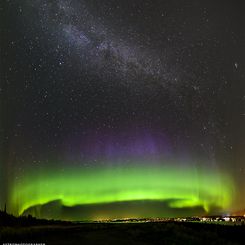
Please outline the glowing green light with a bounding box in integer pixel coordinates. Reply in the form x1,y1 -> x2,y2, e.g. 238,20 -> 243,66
10,164 -> 234,217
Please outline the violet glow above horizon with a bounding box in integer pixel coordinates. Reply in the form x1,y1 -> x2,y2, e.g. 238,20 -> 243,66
4,129 -> 238,219
64,130 -> 173,161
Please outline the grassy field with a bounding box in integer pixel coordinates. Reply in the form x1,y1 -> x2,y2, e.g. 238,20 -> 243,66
1,221 -> 245,245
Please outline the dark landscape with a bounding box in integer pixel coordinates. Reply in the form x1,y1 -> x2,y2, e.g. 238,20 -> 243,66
1,211 -> 245,245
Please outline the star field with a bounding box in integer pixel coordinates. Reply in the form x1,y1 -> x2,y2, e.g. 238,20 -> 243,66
1,0 -> 245,218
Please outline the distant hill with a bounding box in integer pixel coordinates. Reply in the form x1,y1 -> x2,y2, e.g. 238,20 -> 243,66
0,210 -> 71,226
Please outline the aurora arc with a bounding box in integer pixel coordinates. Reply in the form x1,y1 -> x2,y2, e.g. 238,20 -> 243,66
10,164 -> 234,218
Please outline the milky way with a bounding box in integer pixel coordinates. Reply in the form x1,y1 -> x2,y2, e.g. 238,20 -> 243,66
35,0 -> 172,86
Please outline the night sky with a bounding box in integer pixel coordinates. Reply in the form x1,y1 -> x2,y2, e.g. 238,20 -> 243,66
1,0 -> 245,220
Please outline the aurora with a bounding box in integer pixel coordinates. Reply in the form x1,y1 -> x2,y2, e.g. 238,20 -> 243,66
10,163 -> 234,219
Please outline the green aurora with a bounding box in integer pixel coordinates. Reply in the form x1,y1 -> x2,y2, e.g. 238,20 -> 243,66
9,164 -> 235,218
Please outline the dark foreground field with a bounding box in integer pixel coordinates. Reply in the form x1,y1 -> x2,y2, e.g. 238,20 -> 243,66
1,222 -> 245,245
